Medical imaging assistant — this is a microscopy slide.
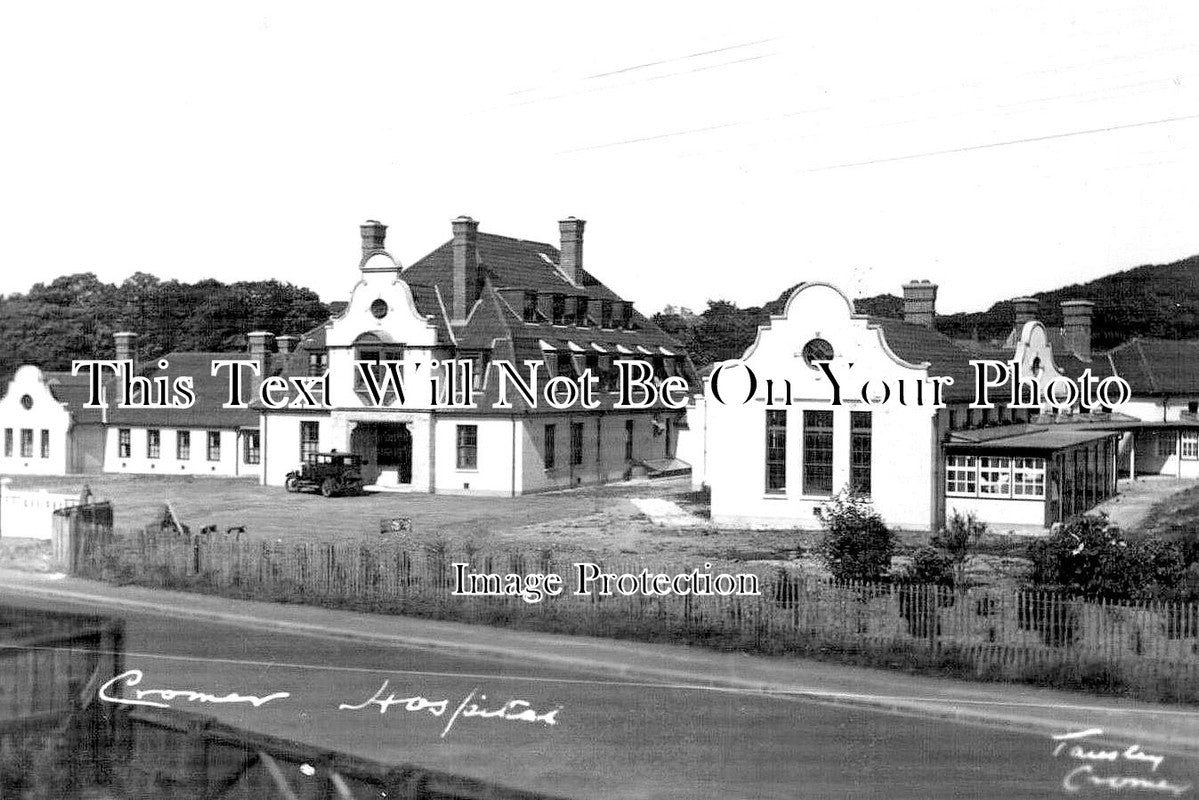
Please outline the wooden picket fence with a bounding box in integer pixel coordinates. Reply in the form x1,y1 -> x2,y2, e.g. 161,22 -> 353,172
78,530 -> 1199,702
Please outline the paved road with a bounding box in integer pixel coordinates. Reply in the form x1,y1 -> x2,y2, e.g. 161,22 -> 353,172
3,582 -> 1197,799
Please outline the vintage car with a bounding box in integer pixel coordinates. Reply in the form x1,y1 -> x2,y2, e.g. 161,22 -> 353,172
284,452 -> 366,497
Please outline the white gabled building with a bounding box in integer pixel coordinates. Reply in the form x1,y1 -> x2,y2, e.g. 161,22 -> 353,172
259,217 -> 693,496
0,365 -> 103,475
700,282 -> 1120,531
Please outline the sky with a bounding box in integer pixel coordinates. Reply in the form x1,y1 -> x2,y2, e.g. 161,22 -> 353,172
1,1 -> 1197,316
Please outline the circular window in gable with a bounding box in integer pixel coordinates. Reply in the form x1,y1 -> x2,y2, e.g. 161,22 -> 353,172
20,394 -> 33,410
370,299 -> 389,319
801,338 -> 834,369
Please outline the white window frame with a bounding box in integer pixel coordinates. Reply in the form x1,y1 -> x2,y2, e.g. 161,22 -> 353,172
1011,457 -> 1046,498
1181,431 -> 1199,460
946,455 -> 977,496
977,456 -> 1012,496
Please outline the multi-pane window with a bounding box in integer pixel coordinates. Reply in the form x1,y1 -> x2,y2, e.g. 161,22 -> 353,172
765,410 -> 787,493
456,425 -> 477,470
575,297 -> 590,326
544,424 -> 556,469
1012,458 -> 1046,497
1182,431 -> 1199,460
601,300 -> 613,329
621,304 -> 634,329
523,291 -> 538,323
850,411 -> 872,496
570,422 -> 584,466
117,428 -> 131,458
3,429 -> 11,457
1159,435 -> 1178,457
147,429 -> 161,459
624,419 -> 634,460
551,294 -> 566,325
977,457 -> 1011,495
946,456 -> 977,495
947,455 -> 1045,499
300,421 -> 320,463
206,431 -> 221,461
177,431 -> 190,460
802,411 -> 834,495
244,430 -> 261,465
39,429 -> 49,459
19,429 -> 33,458
354,346 -> 404,396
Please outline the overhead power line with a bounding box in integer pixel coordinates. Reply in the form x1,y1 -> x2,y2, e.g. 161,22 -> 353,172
803,111 -> 1199,172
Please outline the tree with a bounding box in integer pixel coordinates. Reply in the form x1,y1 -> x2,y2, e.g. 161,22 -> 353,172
816,490 -> 895,583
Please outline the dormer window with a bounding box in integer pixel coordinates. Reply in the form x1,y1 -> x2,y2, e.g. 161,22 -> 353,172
601,300 -> 613,329
621,304 -> 634,329
552,294 -> 567,325
523,291 -> 538,323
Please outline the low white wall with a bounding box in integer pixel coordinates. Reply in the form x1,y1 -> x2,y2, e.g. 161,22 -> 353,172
0,488 -> 78,540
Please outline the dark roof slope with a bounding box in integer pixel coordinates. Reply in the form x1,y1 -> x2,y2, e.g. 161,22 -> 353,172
43,371 -> 107,425
106,352 -> 261,428
1105,338 -> 1199,395
867,318 -> 979,401
402,233 -> 623,302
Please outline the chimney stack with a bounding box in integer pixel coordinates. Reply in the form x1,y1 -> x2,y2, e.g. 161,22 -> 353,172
360,220 -> 387,261
558,217 -> 585,285
1012,297 -> 1039,329
1061,300 -> 1094,361
247,331 -> 275,370
276,335 -> 299,356
901,280 -> 938,329
114,331 -> 138,370
451,216 -> 480,321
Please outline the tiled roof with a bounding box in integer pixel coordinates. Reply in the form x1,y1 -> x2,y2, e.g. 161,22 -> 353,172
867,318 -> 979,402
402,233 -> 624,301
106,352 -> 261,429
1104,338 -> 1199,395
43,371 -> 106,425
273,228 -> 693,414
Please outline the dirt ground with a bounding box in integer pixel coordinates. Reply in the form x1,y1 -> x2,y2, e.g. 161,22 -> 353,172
7,473 -> 1192,581
2,474 -> 813,566
1093,476 -> 1199,534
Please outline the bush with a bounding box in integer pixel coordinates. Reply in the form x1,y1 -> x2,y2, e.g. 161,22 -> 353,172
902,545 -> 956,586
932,511 -> 987,587
817,490 -> 895,582
1028,514 -> 1187,602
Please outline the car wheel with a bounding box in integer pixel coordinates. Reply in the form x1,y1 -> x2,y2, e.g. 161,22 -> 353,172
320,478 -> 336,498
284,475 -> 300,493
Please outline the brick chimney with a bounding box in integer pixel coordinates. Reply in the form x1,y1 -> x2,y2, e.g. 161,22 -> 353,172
360,219 -> 387,265
451,216 -> 480,322
247,331 -> 275,371
901,281 -> 938,329
276,335 -> 299,355
1012,297 -> 1039,328
113,331 -> 138,369
558,217 -> 585,285
1061,300 -> 1094,361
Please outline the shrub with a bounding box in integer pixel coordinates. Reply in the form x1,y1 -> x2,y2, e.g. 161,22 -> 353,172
1028,514 -> 1187,602
817,490 -> 895,583
902,545 -> 956,586
931,511 -> 987,587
